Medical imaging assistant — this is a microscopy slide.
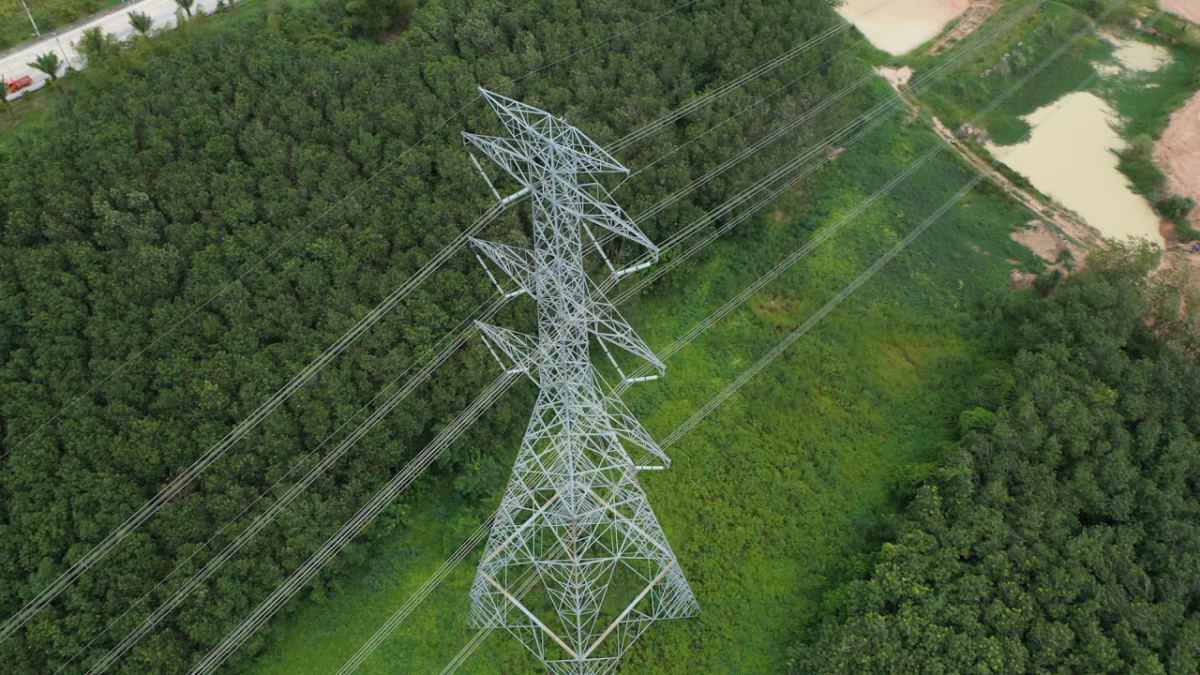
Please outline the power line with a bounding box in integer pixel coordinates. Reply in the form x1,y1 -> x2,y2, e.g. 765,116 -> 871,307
58,23 -> 888,667
352,8 -> 1130,671
609,0 -> 906,152
186,370 -> 523,675
54,296 -> 493,675
660,4 -> 1126,447
184,5 -> 1043,670
0,0 -> 719,646
0,101 -> 473,468
1,0 -> 708,469
75,0 -> 1056,662
48,13 -> 915,666
608,0 -> 1049,279
0,192 -> 514,647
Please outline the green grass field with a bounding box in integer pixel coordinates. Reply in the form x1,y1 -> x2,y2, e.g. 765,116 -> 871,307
238,76 -> 1043,674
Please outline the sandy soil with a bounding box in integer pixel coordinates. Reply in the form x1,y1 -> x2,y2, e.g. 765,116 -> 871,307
1008,219 -> 1089,287
1011,219 -> 1089,264
1161,0 -> 1200,25
1154,87 -> 1200,232
1010,268 -> 1038,289
874,66 -> 915,88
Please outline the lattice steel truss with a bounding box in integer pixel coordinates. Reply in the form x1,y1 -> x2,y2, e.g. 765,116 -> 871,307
464,89 -> 699,675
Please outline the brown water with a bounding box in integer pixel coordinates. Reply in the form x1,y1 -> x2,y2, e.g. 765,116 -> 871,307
837,0 -> 970,55
1096,37 -> 1172,75
985,92 -> 1163,244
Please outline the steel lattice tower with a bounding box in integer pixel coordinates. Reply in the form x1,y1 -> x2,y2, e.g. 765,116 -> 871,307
464,89 -> 699,675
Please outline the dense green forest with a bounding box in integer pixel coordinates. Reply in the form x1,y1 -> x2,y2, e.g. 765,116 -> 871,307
792,246 -> 1200,673
0,0 -> 862,672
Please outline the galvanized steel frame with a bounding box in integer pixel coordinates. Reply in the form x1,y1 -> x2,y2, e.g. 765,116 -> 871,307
464,89 -> 698,675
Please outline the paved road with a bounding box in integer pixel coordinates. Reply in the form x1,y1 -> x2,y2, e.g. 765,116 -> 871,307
2,0 -> 222,101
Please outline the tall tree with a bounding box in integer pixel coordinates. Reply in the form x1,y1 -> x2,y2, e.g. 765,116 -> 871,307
73,27 -> 120,67
27,52 -> 59,81
26,52 -> 61,96
174,0 -> 194,19
128,11 -> 153,36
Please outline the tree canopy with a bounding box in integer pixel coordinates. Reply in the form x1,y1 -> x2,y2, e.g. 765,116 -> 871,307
792,245 -> 1200,674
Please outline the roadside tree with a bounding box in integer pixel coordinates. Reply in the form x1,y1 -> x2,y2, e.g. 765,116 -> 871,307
128,11 -> 153,36
74,27 -> 121,67
26,52 -> 62,96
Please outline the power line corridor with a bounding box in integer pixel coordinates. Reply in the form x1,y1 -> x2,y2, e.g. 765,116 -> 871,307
0,0 -> 1130,672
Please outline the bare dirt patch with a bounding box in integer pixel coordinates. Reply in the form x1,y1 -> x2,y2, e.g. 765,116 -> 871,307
874,66 -> 915,88
1009,268 -> 1038,290
1011,219 -> 1088,265
926,1 -> 1001,56
1154,87 -> 1200,231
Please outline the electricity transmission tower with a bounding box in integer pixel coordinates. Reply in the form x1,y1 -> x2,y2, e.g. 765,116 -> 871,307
465,89 -> 699,675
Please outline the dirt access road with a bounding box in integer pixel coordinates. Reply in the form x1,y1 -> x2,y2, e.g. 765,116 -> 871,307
1,0 -> 222,101
1155,68 -> 1200,234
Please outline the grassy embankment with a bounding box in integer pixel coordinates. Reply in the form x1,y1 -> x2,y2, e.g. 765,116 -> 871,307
241,62 -> 1045,674
909,0 -> 1114,144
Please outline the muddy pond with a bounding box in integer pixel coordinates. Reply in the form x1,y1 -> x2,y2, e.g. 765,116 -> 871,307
984,92 -> 1162,244
837,0 -> 969,55
983,41 -> 1172,245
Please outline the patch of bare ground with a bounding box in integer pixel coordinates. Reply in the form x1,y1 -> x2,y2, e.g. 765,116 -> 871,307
874,66 -> 914,88
1157,248 -> 1200,313
1010,268 -> 1038,289
1160,0 -> 1200,26
1154,87 -> 1200,233
925,1 -> 1001,56
1009,220 -> 1088,289
1012,219 -> 1087,265
875,67 -> 921,123
1159,219 -> 1200,273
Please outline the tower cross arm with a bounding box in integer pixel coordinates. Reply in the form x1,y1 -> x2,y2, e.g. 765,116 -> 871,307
600,389 -> 671,466
580,298 -> 666,375
562,183 -> 660,255
469,237 -> 537,298
478,88 -> 628,174
475,321 -> 539,381
463,132 -> 541,189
